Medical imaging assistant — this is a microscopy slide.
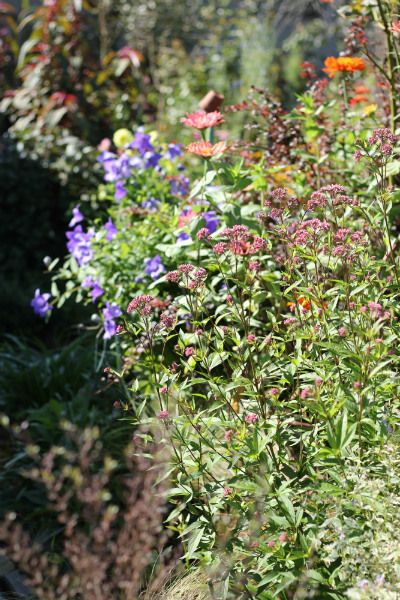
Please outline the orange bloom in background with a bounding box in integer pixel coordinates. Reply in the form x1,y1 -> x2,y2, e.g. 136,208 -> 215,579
323,56 -> 366,78
181,110 -> 224,129
354,84 -> 369,94
287,296 -> 312,312
186,141 -> 227,157
349,94 -> 369,106
297,297 -> 312,311
287,295 -> 327,312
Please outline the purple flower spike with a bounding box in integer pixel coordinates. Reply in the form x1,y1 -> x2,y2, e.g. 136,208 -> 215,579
144,151 -> 162,169
105,218 -> 118,241
141,197 -> 160,212
97,151 -> 116,164
69,204 -> 84,228
66,225 -> 94,266
130,130 -> 154,155
202,210 -> 219,233
102,302 -> 122,339
170,175 -> 190,197
177,232 -> 191,243
81,277 -> 104,302
31,289 -> 53,317
82,276 -> 94,288
102,153 -> 133,183
91,284 -> 104,302
115,181 -> 127,202
144,255 -> 166,280
165,142 -> 183,160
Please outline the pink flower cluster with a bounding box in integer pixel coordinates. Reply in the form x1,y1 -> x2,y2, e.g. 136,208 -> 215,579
127,294 -> 154,316
197,227 -> 210,240
331,228 -> 367,259
265,187 -> 288,206
361,301 -> 390,320
158,410 -> 170,420
159,311 -> 176,329
292,219 -> 330,246
307,185 -> 355,211
166,264 -> 207,290
264,187 -> 299,216
211,225 -> 266,256
224,429 -> 234,442
245,412 -> 258,424
367,128 -> 397,156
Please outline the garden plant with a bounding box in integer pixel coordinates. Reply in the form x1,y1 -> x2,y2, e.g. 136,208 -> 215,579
3,0 -> 400,599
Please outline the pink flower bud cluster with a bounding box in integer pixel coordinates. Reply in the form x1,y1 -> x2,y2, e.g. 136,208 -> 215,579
245,412 -> 258,424
292,219 -> 330,246
127,295 -> 154,316
363,301 -> 390,320
211,225 -> 266,256
159,311 -> 176,329
197,227 -> 210,240
307,185 -> 347,210
368,128 -> 396,156
166,264 -> 207,290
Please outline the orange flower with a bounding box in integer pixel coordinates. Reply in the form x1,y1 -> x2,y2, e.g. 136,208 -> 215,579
297,296 -> 312,311
349,94 -> 368,106
287,296 -> 312,312
353,84 -> 369,94
323,56 -> 366,78
186,141 -> 227,157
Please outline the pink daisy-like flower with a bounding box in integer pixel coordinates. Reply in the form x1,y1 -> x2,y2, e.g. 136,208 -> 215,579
186,141 -> 227,158
181,110 -> 224,129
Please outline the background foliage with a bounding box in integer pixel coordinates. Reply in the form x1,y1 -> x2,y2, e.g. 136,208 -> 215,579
4,0 -> 400,598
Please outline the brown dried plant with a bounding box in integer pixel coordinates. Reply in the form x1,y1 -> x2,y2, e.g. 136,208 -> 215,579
0,424 -> 177,600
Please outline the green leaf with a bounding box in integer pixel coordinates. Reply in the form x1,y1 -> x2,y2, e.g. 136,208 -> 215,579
186,526 -> 205,559
306,569 -> 326,584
